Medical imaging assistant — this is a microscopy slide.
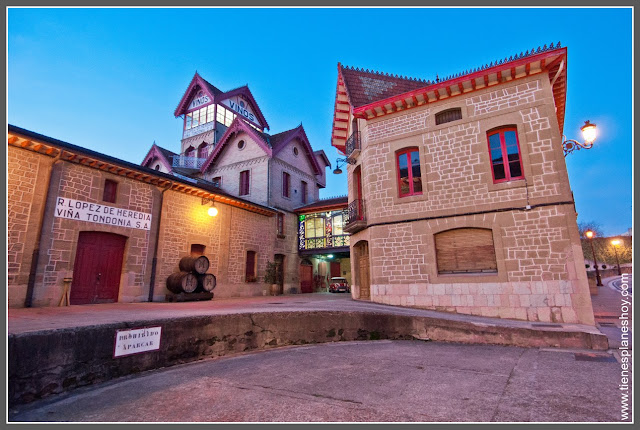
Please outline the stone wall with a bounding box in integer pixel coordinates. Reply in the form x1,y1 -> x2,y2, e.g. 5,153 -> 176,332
31,161 -> 157,306
347,73 -> 594,325
7,147 -> 51,307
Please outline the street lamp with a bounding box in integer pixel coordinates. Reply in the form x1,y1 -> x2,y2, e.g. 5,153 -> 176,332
585,230 -> 603,286
611,239 -> 622,276
332,157 -> 356,175
202,197 -> 218,217
563,120 -> 597,156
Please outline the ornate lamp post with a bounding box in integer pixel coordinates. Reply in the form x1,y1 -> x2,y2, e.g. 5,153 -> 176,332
585,230 -> 603,286
611,239 -> 622,276
563,120 -> 597,156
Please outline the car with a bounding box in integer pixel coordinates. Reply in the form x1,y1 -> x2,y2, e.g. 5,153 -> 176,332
329,277 -> 350,293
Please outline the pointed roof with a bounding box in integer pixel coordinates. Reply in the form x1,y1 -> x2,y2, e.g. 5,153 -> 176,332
340,66 -> 428,109
331,43 -> 568,152
174,72 -> 223,117
217,85 -> 270,130
141,143 -> 176,171
199,116 -> 272,173
271,124 -> 322,175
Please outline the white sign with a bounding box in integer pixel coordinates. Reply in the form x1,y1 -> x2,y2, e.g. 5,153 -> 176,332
189,94 -> 211,110
183,121 -> 215,139
54,197 -> 153,230
221,97 -> 259,126
114,326 -> 162,358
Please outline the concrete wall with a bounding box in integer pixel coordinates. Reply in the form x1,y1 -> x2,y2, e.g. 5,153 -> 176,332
8,310 -> 608,406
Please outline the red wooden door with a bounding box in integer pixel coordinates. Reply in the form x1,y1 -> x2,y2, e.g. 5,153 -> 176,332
330,261 -> 341,278
70,232 -> 126,305
300,263 -> 313,294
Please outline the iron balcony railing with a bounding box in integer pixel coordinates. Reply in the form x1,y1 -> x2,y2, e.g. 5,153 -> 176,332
172,155 -> 207,169
303,234 -> 350,251
346,199 -> 365,225
345,131 -> 361,158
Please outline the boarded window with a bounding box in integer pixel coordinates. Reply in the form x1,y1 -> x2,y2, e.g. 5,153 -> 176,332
103,179 -> 117,203
283,172 -> 291,198
301,181 -> 307,204
435,228 -> 497,274
277,213 -> 285,237
239,170 -> 250,196
245,250 -> 256,282
435,108 -> 462,125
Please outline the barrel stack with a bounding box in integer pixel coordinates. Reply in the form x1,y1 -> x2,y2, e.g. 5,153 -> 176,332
166,256 -> 217,302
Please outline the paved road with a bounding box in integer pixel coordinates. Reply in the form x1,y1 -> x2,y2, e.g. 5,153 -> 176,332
9,340 -> 629,423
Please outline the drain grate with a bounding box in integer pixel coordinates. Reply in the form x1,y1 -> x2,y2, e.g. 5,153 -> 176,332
598,322 -> 617,327
268,302 -> 285,305
574,353 -> 617,362
531,323 -> 562,328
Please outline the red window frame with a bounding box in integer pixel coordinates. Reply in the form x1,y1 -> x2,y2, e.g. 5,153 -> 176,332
239,170 -> 250,196
282,172 -> 291,198
103,179 -> 117,203
396,148 -> 422,197
487,127 -> 525,183
301,181 -> 307,204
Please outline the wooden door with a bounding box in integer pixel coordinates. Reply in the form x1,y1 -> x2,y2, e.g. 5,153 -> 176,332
70,232 -> 126,305
357,242 -> 370,300
330,261 -> 341,278
300,263 -> 313,294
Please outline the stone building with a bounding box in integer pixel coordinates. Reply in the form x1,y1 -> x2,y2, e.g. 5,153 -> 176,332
7,74 -> 337,308
331,43 -> 596,325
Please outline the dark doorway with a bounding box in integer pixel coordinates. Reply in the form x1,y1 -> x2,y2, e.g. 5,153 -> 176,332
70,231 -> 127,305
275,254 -> 285,294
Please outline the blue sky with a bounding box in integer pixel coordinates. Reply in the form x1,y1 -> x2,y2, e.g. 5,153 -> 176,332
8,7 -> 633,236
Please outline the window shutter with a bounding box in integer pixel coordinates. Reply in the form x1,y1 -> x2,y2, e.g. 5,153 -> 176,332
245,251 -> 256,279
435,228 -> 497,273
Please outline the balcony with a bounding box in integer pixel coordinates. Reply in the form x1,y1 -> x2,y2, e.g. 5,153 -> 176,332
344,199 -> 366,234
345,131 -> 361,158
172,155 -> 207,169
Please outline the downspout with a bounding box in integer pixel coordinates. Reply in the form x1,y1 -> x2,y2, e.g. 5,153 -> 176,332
147,180 -> 174,302
24,150 -> 64,307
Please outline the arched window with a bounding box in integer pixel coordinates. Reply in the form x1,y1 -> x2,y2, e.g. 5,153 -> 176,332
435,228 -> 497,274
197,142 -> 208,158
396,148 -> 422,197
487,127 -> 524,183
435,108 -> 462,125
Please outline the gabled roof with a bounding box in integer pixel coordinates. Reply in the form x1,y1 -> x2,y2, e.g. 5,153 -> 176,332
141,143 -> 175,171
314,150 -> 331,168
271,125 -> 323,176
331,43 -> 568,153
174,72 -> 223,117
217,85 -> 270,131
199,116 -> 273,173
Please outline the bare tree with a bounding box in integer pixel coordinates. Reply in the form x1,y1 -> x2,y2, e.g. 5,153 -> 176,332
577,221 -> 604,239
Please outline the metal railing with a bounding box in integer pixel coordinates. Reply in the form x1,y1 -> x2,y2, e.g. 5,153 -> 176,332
346,199 -> 365,225
345,131 -> 361,158
172,155 -> 207,169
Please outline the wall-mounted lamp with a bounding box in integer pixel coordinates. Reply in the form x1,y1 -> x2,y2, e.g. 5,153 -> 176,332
563,120 -> 597,156
202,197 -> 218,217
332,157 -> 356,175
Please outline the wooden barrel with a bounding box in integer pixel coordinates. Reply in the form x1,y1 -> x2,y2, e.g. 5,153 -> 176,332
179,256 -> 210,274
166,272 -> 198,294
198,273 -> 217,292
